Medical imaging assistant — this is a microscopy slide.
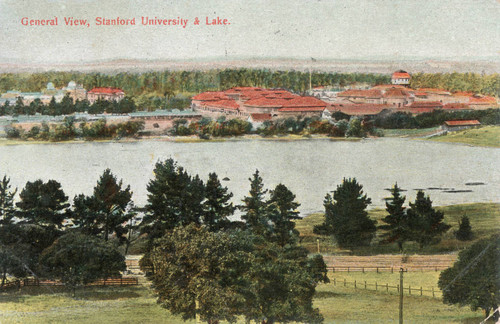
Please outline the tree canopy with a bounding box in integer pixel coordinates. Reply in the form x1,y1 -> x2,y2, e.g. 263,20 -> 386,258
438,234 -> 500,319
379,183 -> 409,252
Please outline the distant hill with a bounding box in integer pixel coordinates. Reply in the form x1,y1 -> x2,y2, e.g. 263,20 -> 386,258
0,57 -> 498,74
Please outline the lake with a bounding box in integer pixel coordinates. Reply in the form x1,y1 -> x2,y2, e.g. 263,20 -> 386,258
0,138 -> 498,215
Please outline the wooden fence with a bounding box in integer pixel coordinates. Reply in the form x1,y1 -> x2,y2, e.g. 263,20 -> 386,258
331,277 -> 442,298
327,265 -> 450,273
0,277 -> 138,291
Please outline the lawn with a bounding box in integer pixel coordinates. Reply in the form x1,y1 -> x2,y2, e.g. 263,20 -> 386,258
295,202 -> 500,254
429,125 -> 500,147
0,274 -> 488,323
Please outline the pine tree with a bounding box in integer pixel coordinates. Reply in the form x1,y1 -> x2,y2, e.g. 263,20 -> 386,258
142,159 -> 205,242
379,183 -> 408,252
267,183 -> 301,247
315,178 -> 376,248
240,170 -> 269,236
202,172 -> 235,232
455,215 -> 473,241
407,191 -> 451,249
0,175 -> 17,225
72,169 -> 133,242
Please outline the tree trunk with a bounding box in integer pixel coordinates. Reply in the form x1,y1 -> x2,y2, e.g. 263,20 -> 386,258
1,269 -> 6,287
397,241 -> 403,252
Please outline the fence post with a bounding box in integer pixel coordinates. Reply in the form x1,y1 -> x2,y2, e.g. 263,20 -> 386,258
420,286 -> 423,296
386,283 -> 388,292
333,278 -> 336,286
376,281 -> 378,291
397,284 -> 399,293
344,279 -> 346,287
362,267 -> 365,273
332,267 -> 335,273
432,287 -> 435,298
376,267 -> 379,273
409,285 -> 411,296
348,267 -> 350,273
121,277 -> 123,286
354,280 -> 357,289
364,281 -> 367,289
391,267 -> 394,273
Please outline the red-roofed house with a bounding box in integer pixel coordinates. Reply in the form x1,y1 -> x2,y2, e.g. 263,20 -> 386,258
87,87 -> 125,104
391,70 -> 411,86
442,120 -> 481,132
468,95 -> 498,109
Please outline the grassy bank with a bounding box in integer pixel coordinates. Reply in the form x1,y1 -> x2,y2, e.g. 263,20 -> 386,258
382,127 -> 440,138
429,125 -> 500,147
0,274 -> 487,323
295,202 -> 500,254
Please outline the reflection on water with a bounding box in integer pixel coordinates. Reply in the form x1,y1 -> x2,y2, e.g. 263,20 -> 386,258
0,138 -> 498,215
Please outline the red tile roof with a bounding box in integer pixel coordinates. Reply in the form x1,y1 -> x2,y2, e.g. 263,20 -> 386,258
250,113 -> 272,121
417,88 -> 451,95
384,88 -> 413,98
391,72 -> 411,79
408,101 -> 443,108
469,96 -> 497,104
371,84 -> 407,90
278,107 -> 325,112
413,91 -> 428,96
88,87 -> 124,95
192,91 -> 229,101
281,96 -> 327,108
453,91 -> 475,97
443,103 -> 470,110
444,120 -> 480,126
244,97 -> 286,107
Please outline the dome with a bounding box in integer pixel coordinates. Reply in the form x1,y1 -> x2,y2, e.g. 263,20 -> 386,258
47,82 -> 55,90
67,81 -> 77,88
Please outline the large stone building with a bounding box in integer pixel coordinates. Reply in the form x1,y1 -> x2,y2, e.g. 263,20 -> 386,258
191,87 -> 326,118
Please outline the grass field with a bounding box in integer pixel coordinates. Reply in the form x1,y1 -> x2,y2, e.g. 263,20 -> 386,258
0,274 -> 488,324
429,125 -> 500,147
295,202 -> 500,254
382,127 -> 441,138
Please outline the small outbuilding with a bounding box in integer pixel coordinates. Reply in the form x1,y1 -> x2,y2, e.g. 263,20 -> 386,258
442,120 -> 481,132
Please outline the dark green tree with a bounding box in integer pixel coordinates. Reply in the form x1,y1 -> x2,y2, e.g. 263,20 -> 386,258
240,170 -> 270,236
314,178 -> 376,248
267,183 -> 301,247
16,179 -> 70,229
143,224 -> 253,323
379,183 -> 409,252
72,169 -> 133,242
455,215 -> 473,241
0,175 -> 17,225
407,191 -> 451,249
142,159 -> 205,242
438,235 -> 500,320
60,93 -> 74,115
40,232 -> 126,297
202,172 -> 235,232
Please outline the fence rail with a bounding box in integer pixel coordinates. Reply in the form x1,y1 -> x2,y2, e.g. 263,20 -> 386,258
0,277 -> 138,291
331,277 -> 442,298
326,265 -> 450,273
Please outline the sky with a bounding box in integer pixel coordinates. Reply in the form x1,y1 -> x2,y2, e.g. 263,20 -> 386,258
0,0 -> 499,64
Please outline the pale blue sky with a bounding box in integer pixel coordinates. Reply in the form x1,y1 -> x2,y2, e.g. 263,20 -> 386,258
0,0 -> 498,63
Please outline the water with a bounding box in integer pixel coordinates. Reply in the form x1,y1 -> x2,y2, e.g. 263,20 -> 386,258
0,138 -> 498,215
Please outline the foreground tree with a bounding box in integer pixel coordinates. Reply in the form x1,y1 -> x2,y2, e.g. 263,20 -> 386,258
40,232 -> 126,297
72,169 -> 133,242
438,235 -> 500,320
0,175 -> 16,225
202,172 -> 235,231
379,183 -> 409,252
142,159 -> 205,242
143,224 -> 253,323
314,178 -> 376,248
143,225 -> 325,324
267,183 -> 301,247
407,191 -> 450,249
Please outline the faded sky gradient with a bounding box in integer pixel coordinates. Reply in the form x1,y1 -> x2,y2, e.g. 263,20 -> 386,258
0,0 -> 499,63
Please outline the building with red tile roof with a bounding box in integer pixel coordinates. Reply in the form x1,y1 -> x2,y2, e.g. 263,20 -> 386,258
391,70 -> 411,86
191,87 -> 326,118
443,120 -> 481,132
87,87 -> 125,104
325,104 -> 394,117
